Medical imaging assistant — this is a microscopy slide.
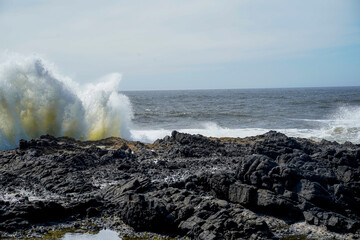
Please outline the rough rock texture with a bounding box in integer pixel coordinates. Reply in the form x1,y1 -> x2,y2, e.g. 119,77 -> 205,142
0,131 -> 359,239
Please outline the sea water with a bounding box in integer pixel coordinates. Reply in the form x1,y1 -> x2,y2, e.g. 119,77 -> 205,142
1,55 -> 360,151
62,230 -> 121,240
0,55 -> 132,150
125,87 -> 360,144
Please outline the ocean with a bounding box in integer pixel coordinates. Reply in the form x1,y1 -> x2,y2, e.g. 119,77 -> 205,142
124,87 -> 360,144
1,56 -> 360,150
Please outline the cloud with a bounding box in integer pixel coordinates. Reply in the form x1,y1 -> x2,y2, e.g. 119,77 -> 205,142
0,0 -> 359,84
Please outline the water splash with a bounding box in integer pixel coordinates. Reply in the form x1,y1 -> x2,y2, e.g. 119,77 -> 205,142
0,55 -> 133,150
319,106 -> 360,143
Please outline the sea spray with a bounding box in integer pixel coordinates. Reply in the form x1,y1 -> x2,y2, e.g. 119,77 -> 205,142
0,55 -> 133,150
80,73 -> 132,140
320,105 -> 360,143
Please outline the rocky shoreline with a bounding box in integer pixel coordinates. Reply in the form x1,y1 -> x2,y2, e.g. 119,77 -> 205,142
0,131 -> 359,239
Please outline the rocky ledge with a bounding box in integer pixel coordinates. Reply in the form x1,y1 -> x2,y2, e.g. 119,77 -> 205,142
0,131 -> 359,239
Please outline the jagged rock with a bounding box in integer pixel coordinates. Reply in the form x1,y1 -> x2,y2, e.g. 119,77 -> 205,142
0,131 -> 360,239
228,183 -> 257,206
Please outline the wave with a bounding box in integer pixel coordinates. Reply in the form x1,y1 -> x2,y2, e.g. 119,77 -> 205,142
0,55 -> 133,150
1,56 -> 359,150
130,122 -> 271,143
291,106 -> 360,143
131,111 -> 360,144
318,106 -> 360,143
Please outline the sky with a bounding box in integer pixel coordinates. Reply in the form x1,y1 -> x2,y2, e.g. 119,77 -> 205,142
0,0 -> 359,90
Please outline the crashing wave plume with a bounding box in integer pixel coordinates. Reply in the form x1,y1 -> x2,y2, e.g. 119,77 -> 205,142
0,55 -> 132,150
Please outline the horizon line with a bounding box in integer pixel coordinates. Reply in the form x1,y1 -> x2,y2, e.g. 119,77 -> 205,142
120,85 -> 360,92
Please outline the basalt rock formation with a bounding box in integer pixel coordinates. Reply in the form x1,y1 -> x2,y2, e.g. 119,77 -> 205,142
0,131 -> 359,239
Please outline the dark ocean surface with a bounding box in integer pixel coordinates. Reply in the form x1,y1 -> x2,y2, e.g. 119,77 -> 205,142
123,87 -> 360,144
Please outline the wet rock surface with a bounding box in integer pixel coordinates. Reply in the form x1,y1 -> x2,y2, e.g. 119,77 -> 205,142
0,131 -> 359,239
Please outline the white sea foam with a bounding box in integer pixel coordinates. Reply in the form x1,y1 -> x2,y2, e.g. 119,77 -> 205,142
130,108 -> 360,144
131,125 -> 271,143
315,106 -> 360,143
130,121 -> 270,143
0,54 -> 133,150
62,229 -> 121,240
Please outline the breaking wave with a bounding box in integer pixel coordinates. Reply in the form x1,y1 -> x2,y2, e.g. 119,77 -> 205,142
311,106 -> 360,143
130,106 -> 360,144
0,55 -> 133,150
1,56 -> 359,150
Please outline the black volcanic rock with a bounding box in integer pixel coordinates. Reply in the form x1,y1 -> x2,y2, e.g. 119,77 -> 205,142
0,131 -> 359,239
